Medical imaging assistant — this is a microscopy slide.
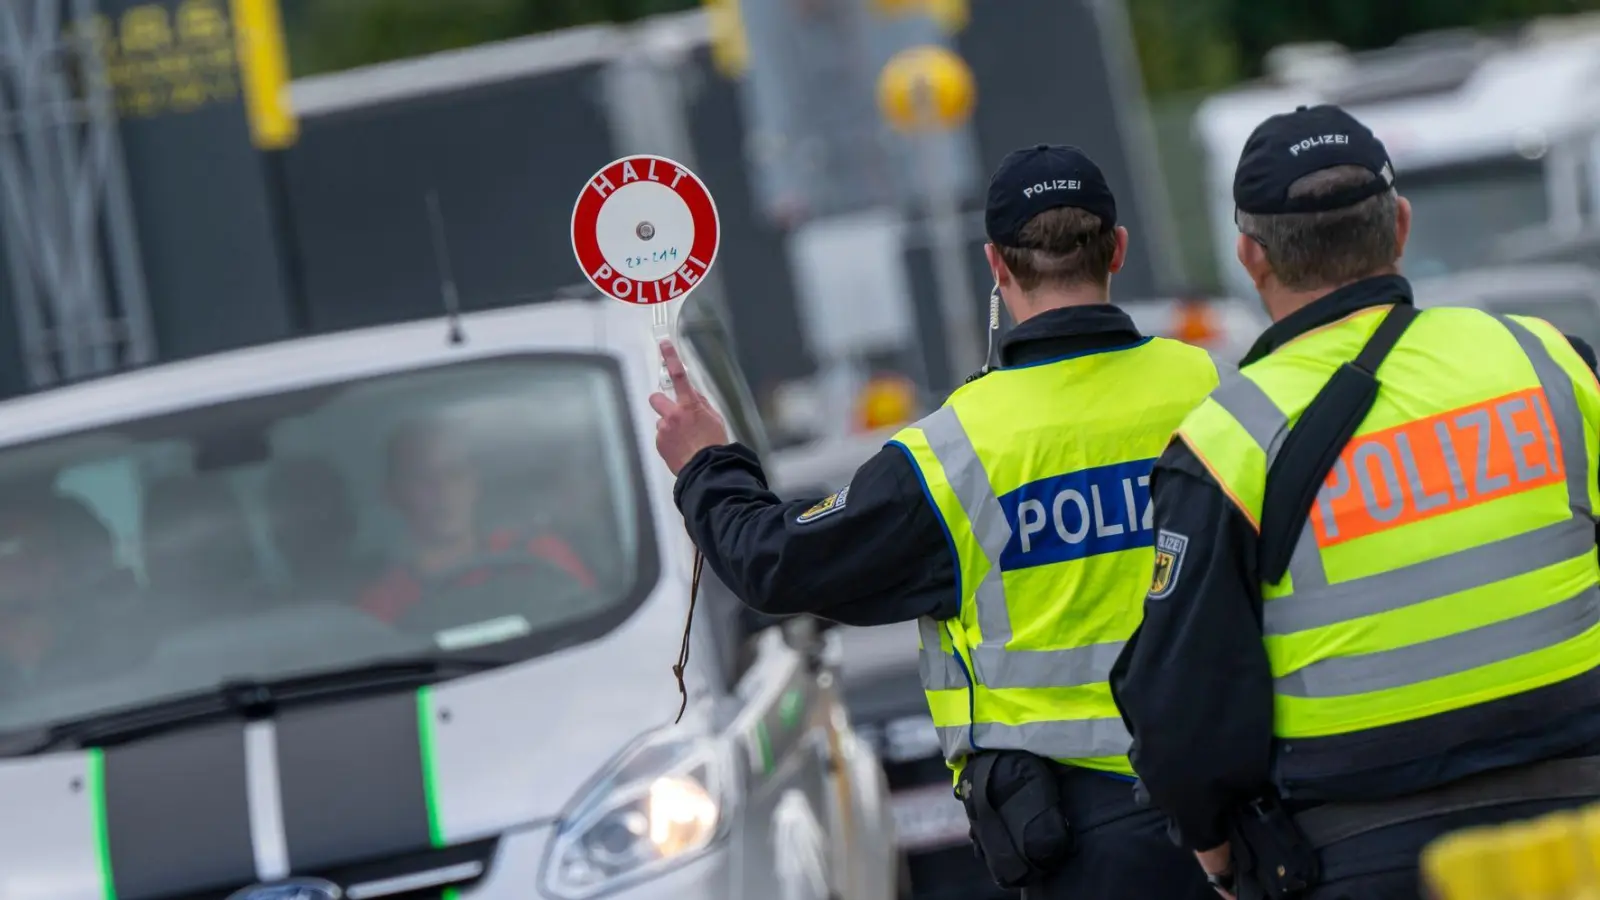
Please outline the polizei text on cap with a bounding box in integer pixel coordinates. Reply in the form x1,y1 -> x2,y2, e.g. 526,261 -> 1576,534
1023,179 -> 1081,199
1289,134 -> 1350,157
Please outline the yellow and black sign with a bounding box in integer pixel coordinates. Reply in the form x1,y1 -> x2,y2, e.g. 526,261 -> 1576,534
72,0 -> 296,149
796,486 -> 852,525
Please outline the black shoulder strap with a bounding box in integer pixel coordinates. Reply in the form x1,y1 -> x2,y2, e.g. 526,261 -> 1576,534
1258,303 -> 1420,584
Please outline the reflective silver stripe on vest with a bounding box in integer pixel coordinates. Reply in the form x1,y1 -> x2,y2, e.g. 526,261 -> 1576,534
918,617 -> 967,691
1213,363 -> 1290,458
916,406 -> 1128,692
937,724 -> 974,762
1498,316 -> 1593,520
1275,585 -> 1600,698
1263,517 -> 1594,634
1206,367 -> 1329,590
1204,313 -> 1599,641
936,718 -> 1131,761
1268,316 -> 1598,634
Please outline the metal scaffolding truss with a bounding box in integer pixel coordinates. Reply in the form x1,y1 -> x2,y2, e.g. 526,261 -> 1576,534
0,0 -> 155,388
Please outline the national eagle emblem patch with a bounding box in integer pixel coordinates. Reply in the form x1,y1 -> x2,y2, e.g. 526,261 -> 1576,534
796,486 -> 851,525
1148,530 -> 1189,601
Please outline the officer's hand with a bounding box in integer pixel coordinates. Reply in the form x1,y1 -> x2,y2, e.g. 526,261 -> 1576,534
649,340 -> 729,475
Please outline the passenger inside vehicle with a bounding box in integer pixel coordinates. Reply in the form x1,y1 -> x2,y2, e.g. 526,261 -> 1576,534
357,414 -> 597,627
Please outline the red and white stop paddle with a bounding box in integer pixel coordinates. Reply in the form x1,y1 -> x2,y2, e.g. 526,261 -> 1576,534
571,154 -> 721,392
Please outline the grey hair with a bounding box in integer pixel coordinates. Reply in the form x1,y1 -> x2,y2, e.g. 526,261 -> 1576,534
1236,165 -> 1399,291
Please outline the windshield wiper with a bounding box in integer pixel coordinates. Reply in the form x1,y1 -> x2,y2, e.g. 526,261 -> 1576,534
0,655 -> 503,757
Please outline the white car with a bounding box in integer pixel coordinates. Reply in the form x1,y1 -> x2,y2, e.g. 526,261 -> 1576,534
0,295 -> 898,900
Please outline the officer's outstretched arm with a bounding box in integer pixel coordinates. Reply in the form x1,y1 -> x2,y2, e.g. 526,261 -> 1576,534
673,442 -> 956,624
1110,441 -> 1276,852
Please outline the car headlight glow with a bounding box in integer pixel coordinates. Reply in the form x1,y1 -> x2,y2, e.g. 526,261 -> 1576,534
540,728 -> 737,899
647,775 -> 719,855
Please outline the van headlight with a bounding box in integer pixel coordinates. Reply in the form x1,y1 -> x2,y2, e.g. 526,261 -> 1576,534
540,727 -> 738,899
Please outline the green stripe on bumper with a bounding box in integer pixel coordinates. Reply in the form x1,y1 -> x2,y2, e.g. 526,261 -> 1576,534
418,689 -> 458,900
417,687 -> 445,849
85,749 -> 115,900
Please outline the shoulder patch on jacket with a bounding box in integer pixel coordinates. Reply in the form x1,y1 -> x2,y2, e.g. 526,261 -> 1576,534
1148,530 -> 1189,600
796,486 -> 851,525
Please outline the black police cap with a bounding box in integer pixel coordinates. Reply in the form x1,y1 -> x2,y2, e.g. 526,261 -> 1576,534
1233,104 -> 1396,216
985,144 -> 1117,248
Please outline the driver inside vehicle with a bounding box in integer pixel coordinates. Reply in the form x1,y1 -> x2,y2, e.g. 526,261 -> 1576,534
357,415 -> 597,625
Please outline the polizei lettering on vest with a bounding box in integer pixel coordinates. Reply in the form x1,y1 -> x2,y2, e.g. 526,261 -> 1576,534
998,458 -> 1158,570
1312,387 -> 1564,546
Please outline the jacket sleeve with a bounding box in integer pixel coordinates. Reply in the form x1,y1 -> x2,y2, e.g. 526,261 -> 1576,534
673,442 -> 959,626
1109,439 -> 1276,851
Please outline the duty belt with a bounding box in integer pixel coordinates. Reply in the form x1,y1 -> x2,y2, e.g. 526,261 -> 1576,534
1293,754 -> 1600,848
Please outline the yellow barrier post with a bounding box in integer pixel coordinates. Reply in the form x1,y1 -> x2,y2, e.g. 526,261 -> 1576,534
229,0 -> 296,149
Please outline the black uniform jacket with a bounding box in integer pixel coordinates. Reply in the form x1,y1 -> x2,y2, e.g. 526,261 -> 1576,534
1110,274 -> 1600,860
674,303 -> 1148,627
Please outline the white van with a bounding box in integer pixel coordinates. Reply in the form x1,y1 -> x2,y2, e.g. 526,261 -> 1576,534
0,295 -> 898,900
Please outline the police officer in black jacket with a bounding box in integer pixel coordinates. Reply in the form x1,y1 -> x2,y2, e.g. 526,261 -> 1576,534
654,158 -> 1172,630
651,146 -> 1215,899
1111,104 -> 1600,900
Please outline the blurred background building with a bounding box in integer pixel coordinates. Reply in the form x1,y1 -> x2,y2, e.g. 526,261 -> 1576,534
4,4 -> 1600,898
6,0 -> 1600,443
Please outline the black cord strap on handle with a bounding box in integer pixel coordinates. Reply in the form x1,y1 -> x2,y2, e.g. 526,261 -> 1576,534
1258,303 -> 1420,585
672,549 -> 706,724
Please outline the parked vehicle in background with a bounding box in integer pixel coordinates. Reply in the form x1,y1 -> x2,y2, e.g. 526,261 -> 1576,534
1411,263 -> 1600,349
1194,16 -> 1600,303
0,294 -> 898,900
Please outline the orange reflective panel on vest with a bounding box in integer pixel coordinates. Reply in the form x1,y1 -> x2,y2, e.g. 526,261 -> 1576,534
1312,386 -> 1565,547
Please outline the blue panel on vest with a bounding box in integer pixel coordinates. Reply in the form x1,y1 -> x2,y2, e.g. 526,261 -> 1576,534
998,458 -> 1158,571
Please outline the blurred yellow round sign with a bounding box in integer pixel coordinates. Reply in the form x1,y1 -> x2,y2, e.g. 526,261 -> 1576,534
858,375 -> 918,431
877,45 -> 976,134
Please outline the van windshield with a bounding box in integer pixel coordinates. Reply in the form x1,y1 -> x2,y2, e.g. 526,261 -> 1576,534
0,355 -> 654,734
1403,157 -> 1549,280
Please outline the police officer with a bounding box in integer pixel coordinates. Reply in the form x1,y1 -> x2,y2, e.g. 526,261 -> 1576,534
651,145 -> 1217,900
1111,104 -> 1600,900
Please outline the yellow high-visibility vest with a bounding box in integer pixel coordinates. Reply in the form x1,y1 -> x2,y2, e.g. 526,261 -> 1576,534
1177,305 -> 1600,777
892,335 -> 1219,776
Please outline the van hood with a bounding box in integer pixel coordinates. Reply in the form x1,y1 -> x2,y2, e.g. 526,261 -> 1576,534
0,588 -> 692,900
